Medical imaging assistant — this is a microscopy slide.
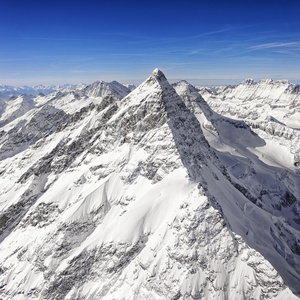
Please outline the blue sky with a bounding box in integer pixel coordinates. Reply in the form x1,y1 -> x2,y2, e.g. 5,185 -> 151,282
1,0 -> 300,86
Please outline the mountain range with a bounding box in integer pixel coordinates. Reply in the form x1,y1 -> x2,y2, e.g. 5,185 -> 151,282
0,69 -> 299,299
0,83 -> 89,102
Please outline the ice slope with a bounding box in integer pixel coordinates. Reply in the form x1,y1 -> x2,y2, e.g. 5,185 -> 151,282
0,69 -> 299,299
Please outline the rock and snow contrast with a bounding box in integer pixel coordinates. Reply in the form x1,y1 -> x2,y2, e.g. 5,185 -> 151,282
0,69 -> 299,299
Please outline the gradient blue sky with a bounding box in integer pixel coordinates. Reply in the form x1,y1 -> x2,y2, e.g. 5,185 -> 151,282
1,0 -> 300,86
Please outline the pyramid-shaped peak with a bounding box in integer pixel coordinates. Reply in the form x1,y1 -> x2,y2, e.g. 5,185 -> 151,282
152,68 -> 163,76
151,68 -> 167,82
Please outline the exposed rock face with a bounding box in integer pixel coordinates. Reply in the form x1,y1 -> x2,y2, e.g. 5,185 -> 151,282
0,70 -> 299,299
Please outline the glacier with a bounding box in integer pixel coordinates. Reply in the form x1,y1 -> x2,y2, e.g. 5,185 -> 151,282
0,69 -> 299,299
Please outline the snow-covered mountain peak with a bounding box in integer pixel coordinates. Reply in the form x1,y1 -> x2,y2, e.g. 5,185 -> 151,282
202,77 -> 300,128
81,79 -> 131,99
0,71 -> 300,299
242,78 -> 256,85
125,68 -> 171,104
259,78 -> 290,85
110,69 -> 175,134
259,78 -> 274,84
152,67 -> 163,76
0,83 -> 88,102
150,68 -> 168,82
238,78 -> 295,89
172,80 -> 200,95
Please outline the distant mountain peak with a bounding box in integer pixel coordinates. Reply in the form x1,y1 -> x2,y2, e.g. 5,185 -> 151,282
259,79 -> 273,84
172,80 -> 199,95
242,78 -> 256,85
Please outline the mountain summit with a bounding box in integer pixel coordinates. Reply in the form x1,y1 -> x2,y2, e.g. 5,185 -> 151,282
151,68 -> 167,80
0,70 -> 299,299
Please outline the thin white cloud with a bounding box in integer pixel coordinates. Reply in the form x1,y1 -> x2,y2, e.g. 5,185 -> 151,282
247,42 -> 300,51
191,29 -> 230,39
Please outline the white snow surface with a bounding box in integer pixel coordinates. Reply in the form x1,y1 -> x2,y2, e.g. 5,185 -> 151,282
0,70 -> 299,299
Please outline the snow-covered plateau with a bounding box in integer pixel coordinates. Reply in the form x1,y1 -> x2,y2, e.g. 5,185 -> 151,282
0,70 -> 299,299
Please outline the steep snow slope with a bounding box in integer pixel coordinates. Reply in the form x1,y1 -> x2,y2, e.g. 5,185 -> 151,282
0,94 -> 35,127
0,70 -> 299,299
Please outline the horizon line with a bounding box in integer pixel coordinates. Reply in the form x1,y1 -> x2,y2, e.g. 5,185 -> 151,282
1,75 -> 300,88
